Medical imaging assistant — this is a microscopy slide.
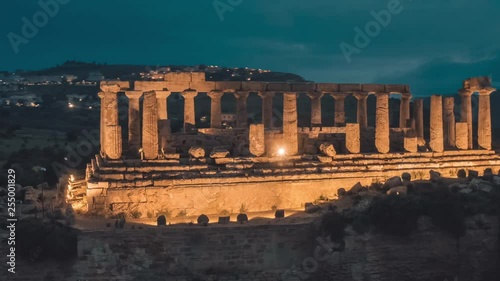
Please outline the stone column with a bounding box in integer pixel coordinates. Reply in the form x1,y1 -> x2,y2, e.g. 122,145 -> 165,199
182,90 -> 198,132
443,97 -> 456,148
249,124 -> 265,156
105,125 -> 122,160
156,91 -> 171,153
345,123 -> 360,154
101,84 -> 120,158
283,92 -> 298,155
331,93 -> 346,126
97,92 -> 105,154
375,93 -> 390,154
478,89 -> 495,150
307,92 -> 323,126
125,91 -> 143,153
142,92 -> 159,160
353,92 -> 369,128
455,122 -> 469,150
399,93 -> 411,128
430,95 -> 444,152
258,92 -> 274,128
234,91 -> 249,128
413,99 -> 425,146
459,89 -> 473,149
208,90 -> 224,129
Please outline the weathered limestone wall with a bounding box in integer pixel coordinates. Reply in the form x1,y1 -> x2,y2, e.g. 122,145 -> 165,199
59,217 -> 499,281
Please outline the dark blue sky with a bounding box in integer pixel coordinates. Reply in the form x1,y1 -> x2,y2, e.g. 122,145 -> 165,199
1,0 -> 499,96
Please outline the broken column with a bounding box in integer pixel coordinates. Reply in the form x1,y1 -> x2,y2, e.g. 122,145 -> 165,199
375,92 -> 390,154
399,93 -> 411,128
459,89 -> 473,149
182,90 -> 197,132
156,91 -> 171,153
413,99 -> 425,146
353,92 -> 368,128
234,91 -> 249,128
345,123 -> 360,154
142,92 -> 159,160
125,91 -> 143,153
455,122 -> 469,150
478,89 -> 494,150
307,92 -> 323,126
101,84 -> 120,158
331,93 -> 346,126
258,92 -> 274,128
283,92 -> 298,155
443,97 -> 456,148
404,129 -> 418,153
430,95 -> 444,152
249,124 -> 265,157
208,90 -> 224,129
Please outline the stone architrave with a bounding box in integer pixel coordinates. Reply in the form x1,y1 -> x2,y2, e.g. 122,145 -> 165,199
443,97 -> 456,148
283,92 -> 298,155
331,93 -> 346,126
353,92 -> 369,128
429,95 -> 444,152
400,93 -> 411,128
125,91 -> 143,153
307,92 -> 323,126
455,122 -> 469,150
182,90 -> 198,132
459,89 -> 473,149
142,92 -> 159,160
345,123 -> 360,154
413,99 -> 425,146
259,92 -> 274,129
404,129 -> 418,153
375,93 -> 390,154
478,89 -> 495,150
105,125 -> 122,160
249,124 -> 265,157
234,91 -> 249,128
156,91 -> 171,153
208,91 -> 224,129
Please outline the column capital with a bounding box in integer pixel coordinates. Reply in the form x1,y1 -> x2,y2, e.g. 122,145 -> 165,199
181,90 -> 198,99
330,93 -> 346,100
234,91 -> 250,99
401,93 -> 412,99
258,91 -> 275,99
459,89 -> 473,97
374,92 -> 391,97
208,90 -> 224,99
155,90 -> 171,100
352,92 -> 369,100
98,92 -> 105,99
100,84 -> 121,93
306,92 -> 323,99
283,92 -> 298,97
125,90 -> 143,99
478,88 -> 496,96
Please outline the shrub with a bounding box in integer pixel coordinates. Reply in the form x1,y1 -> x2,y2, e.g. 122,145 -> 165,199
177,210 -> 187,217
352,214 -> 370,234
130,210 -> 142,219
320,211 -> 346,243
368,194 -> 420,236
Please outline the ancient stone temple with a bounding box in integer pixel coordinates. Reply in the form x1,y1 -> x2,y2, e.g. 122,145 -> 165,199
82,74 -> 500,218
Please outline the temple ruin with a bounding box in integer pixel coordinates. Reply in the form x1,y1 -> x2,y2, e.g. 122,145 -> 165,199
77,73 -> 500,217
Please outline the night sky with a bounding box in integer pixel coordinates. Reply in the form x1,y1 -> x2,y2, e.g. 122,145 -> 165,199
1,0 -> 499,96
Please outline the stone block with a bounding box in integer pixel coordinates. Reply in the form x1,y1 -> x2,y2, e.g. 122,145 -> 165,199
241,82 -> 267,91
315,83 -> 339,93
385,84 -> 409,93
210,147 -> 230,159
134,81 -> 169,91
189,147 -> 206,159
319,143 -> 337,157
215,81 -> 242,91
339,83 -> 361,92
362,84 -> 385,93
317,156 -> 332,163
267,82 -> 291,92
291,83 -> 315,92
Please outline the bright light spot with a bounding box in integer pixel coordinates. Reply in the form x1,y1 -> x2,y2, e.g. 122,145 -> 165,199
70,175 -> 75,182
277,147 -> 286,156
68,103 -> 74,108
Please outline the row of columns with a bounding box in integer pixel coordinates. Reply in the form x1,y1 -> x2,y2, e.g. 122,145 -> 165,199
98,86 -> 494,160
